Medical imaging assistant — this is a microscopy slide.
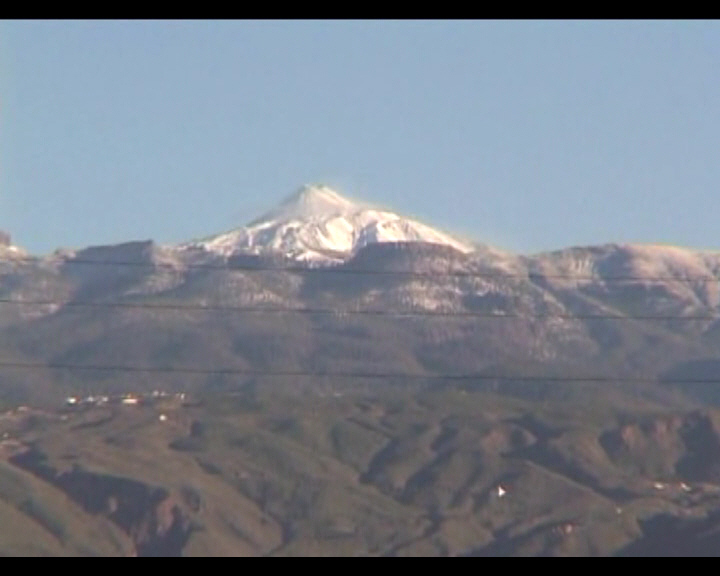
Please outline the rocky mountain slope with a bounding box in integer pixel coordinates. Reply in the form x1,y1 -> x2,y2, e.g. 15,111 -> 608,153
0,185 -> 717,406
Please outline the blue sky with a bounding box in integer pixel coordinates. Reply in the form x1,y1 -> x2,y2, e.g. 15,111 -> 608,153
1,20 -> 719,255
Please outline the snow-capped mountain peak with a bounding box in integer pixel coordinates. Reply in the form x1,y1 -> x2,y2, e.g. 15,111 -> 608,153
257,184 -> 362,223
180,185 -> 475,263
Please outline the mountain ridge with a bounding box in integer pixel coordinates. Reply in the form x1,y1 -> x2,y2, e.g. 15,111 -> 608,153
3,185 -> 720,275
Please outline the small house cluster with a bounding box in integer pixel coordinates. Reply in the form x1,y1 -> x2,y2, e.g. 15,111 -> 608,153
64,390 -> 187,408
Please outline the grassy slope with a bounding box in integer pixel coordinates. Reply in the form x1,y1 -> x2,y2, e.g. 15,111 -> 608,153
0,461 -> 130,557
0,381 -> 716,556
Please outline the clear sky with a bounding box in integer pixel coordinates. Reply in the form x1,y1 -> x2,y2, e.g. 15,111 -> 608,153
1,20 -> 719,255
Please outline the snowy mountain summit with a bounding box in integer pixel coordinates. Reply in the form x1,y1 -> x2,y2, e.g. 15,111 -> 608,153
183,185 -> 475,263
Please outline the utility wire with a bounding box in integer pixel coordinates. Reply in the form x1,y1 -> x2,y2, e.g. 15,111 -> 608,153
9,255 -> 720,284
0,359 -> 715,384
1,297 -> 719,322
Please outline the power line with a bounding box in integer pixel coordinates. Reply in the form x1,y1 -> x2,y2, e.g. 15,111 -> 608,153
1,297 -> 719,322
0,359 -> 715,384
11,254 -> 720,284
